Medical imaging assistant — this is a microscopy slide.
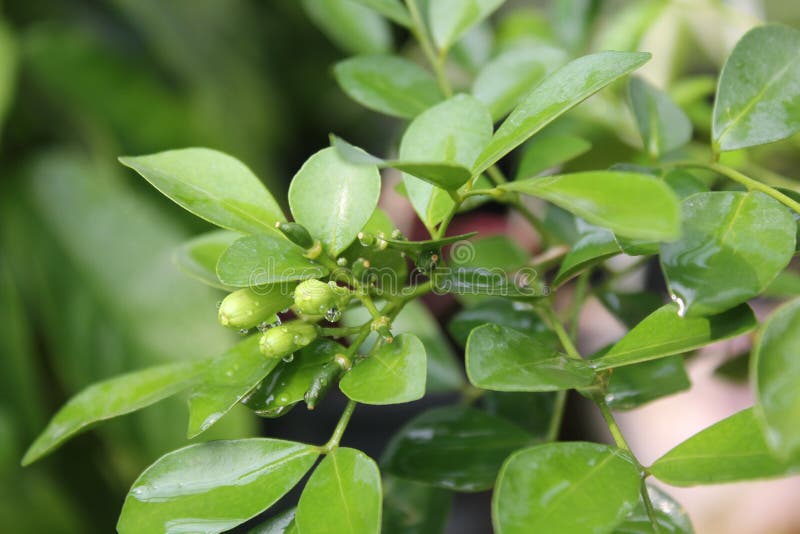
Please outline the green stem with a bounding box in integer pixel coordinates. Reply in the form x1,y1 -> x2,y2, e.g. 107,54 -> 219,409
671,161 -> 800,215
545,390 -> 567,442
568,271 -> 590,341
538,302 -> 582,360
508,198 -> 553,248
322,399 -> 357,452
640,479 -> 663,534
487,165 -> 509,185
404,0 -> 452,97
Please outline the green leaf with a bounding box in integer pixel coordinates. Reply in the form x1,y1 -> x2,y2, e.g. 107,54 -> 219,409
217,233 -> 328,287
119,148 -> 285,234
493,442 -> 640,534
248,508 -> 296,534
289,147 -> 381,255
764,270 -> 800,298
332,135 -> 469,190
628,76 -> 692,158
187,336 -> 279,438
436,267 -> 546,299
381,232 -> 478,255
448,298 -> 554,348
660,191 -> 796,317
663,169 -> 709,200
382,476 -> 452,534
341,208 -> 408,289
301,0 -> 391,55
340,333 -> 427,405
296,447 -> 382,534
466,324 -> 595,391
382,406 -> 532,491
650,408 -> 800,486
553,223 -> 620,287
597,290 -> 664,330
350,0 -> 411,26
515,133 -> 592,179
401,95 -> 493,229
502,171 -> 681,241
753,297 -> 800,458
473,51 -> 651,175
482,391 -> 557,441
429,0 -> 505,51
472,44 -> 568,121
118,439 -> 318,533
0,20 -> 16,138
243,339 -> 343,418
173,230 -> 240,290
615,485 -> 694,534
712,24 -> 800,151
603,356 -> 690,411
334,55 -> 442,119
593,303 -> 756,370
22,361 -> 204,466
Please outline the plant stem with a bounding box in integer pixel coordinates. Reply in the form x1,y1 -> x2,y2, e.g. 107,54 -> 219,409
487,165 -> 508,185
568,271 -> 590,340
508,198 -> 554,248
640,479 -> 663,534
539,302 -> 582,360
545,390 -> 567,442
322,399 -> 357,452
671,161 -> 800,215
404,0 -> 452,97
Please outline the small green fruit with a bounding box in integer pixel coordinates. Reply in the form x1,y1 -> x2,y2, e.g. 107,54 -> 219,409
259,320 -> 319,359
275,221 -> 314,248
218,287 -> 294,330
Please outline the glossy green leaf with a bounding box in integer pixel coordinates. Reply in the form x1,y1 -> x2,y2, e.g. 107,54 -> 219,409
118,439 -> 318,533
593,303 -> 756,370
341,208 -> 408,288
333,55 -> 442,119
248,508 -> 296,534
597,290 -> 664,330
482,391 -> 557,441
493,442 -> 640,534
554,223 -> 620,287
119,148 -> 285,234
382,476 -> 452,534
764,270 -> 800,298
472,44 -> 568,121
22,361 -> 205,466
332,135 -> 469,189
401,95 -> 493,229
217,233 -> 328,287
382,232 -> 478,255
448,298 -> 554,348
340,333 -> 427,405
173,230 -> 240,290
243,339 -> 343,418
351,0 -> 411,26
503,171 -> 681,241
187,336 -> 279,438
650,408 -> 800,486
663,169 -> 709,200
604,356 -> 690,411
660,191 -> 795,316
615,485 -> 694,534
436,267 -> 546,300
712,24 -> 800,151
301,0 -> 391,55
289,147 -> 381,255
473,51 -> 651,175
515,133 -> 592,179
382,406 -> 532,491
429,0 -> 505,51
753,298 -> 800,458
628,76 -> 692,158
466,324 -> 595,391
296,447 -> 381,534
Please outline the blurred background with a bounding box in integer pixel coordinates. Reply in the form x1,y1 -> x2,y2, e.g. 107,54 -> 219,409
1,1 -> 800,532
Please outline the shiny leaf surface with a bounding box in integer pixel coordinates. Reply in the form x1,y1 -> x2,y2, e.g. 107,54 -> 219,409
466,324 -> 595,391
448,298 -> 554,348
289,147 -> 381,255
382,406 -> 532,491
429,0 -> 505,51
660,191 -> 795,316
594,303 -> 756,370
173,230 -> 240,290
296,447 -> 382,534
628,76 -> 692,158
615,485 -> 694,534
118,439 -> 318,533
340,333 -> 427,405
301,0 -> 391,55
119,148 -> 285,234
554,223 -> 620,287
493,442 -> 640,534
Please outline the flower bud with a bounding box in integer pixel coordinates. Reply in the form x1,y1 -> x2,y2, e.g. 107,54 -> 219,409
259,320 -> 319,359
218,287 -> 293,330
274,221 -> 314,249
293,279 -> 348,316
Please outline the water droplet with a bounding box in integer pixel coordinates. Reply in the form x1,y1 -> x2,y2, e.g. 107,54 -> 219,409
215,300 -> 223,309
336,257 -> 347,266
670,293 -> 687,317
273,316 -> 283,326
325,307 -> 342,322
257,321 -> 269,333
238,328 -> 249,335
282,353 -> 295,363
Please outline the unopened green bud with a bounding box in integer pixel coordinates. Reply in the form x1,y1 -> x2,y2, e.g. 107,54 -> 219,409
218,287 -> 293,330
274,221 -> 314,249
259,320 -> 319,359
294,279 -> 349,316
305,360 -> 343,410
